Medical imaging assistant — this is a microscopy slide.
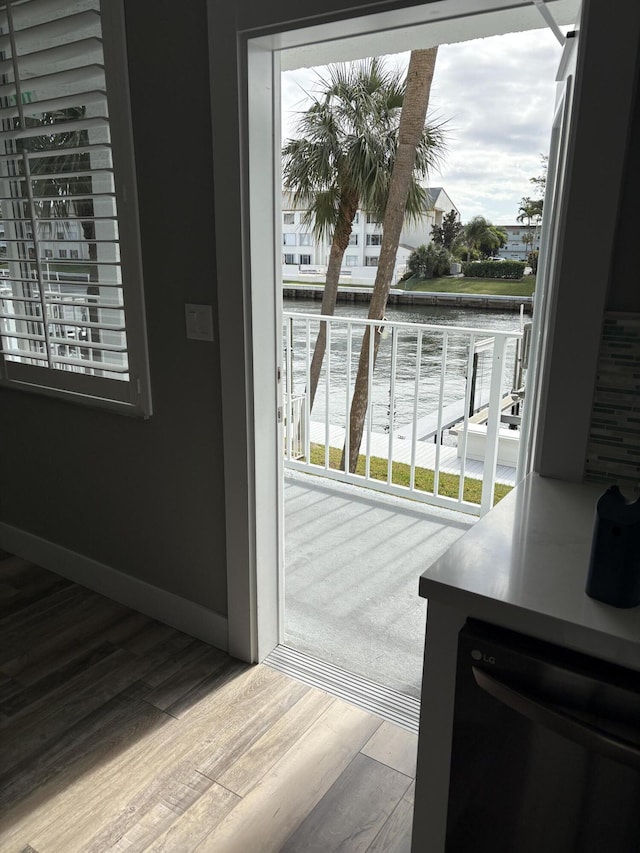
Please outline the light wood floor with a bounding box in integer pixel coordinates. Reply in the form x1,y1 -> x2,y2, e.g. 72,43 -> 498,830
0,552 -> 417,852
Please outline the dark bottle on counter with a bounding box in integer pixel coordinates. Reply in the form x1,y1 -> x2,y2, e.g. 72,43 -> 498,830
586,485 -> 640,608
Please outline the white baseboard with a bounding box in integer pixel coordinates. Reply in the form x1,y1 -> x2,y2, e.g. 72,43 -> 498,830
0,523 -> 228,651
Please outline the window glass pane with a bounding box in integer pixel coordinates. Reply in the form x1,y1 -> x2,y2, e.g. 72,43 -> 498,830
0,0 -> 150,414
283,233 -> 296,245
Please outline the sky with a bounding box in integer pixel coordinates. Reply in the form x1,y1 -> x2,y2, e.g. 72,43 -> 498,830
281,27 -> 565,225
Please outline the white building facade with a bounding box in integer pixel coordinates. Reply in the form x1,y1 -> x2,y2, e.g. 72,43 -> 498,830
282,187 -> 459,282
496,224 -> 541,261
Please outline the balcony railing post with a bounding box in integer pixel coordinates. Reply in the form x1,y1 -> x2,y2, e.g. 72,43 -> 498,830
434,330 -> 450,497
457,333 -> 477,503
285,317 -> 293,460
387,326 -> 398,484
324,321 -> 331,470
304,319 -> 311,462
365,324 -> 374,479
480,334 -> 508,516
409,329 -> 423,491
345,321 -> 352,473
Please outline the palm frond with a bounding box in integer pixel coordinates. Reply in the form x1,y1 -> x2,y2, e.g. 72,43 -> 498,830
306,189 -> 342,241
282,56 -> 449,237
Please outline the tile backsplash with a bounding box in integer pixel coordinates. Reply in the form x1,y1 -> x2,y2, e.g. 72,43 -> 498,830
585,312 -> 640,493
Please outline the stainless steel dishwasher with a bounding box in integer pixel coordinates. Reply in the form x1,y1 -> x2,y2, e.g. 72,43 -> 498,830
445,620 -> 640,852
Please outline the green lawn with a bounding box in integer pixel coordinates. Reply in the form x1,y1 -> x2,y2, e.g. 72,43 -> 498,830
400,276 -> 535,296
308,444 -> 512,506
283,276 -> 535,297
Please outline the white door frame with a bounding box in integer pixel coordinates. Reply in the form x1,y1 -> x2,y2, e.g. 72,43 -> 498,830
209,0 -> 638,663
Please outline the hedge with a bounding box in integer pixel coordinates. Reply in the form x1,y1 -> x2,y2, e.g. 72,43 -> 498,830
462,260 -> 526,280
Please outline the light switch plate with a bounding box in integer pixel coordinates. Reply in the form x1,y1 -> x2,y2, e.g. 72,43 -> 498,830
185,303 -> 214,341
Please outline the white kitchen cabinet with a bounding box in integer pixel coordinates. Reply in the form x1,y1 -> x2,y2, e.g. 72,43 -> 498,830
412,473 -> 640,851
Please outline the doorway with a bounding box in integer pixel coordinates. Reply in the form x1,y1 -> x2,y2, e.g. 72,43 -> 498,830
273,16 -> 577,700
211,0 -> 640,670
247,1 -> 578,670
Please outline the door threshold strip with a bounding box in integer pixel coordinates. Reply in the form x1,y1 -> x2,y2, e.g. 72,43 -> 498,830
264,644 -> 420,733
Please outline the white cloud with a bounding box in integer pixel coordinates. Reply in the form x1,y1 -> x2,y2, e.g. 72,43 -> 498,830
281,28 -> 563,224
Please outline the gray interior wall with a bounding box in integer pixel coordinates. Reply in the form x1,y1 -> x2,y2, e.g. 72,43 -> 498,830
0,0 -> 228,612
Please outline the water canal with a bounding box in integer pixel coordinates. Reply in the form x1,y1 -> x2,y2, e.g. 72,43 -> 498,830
282,296 -> 527,435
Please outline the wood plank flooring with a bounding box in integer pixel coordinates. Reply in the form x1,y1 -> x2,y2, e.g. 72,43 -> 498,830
0,552 -> 417,852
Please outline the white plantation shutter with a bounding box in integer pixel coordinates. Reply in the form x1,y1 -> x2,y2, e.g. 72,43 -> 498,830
0,0 -> 151,414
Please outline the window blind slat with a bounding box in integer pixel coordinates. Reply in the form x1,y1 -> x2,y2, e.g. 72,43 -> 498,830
3,350 -> 130,373
0,143 -> 111,166
0,193 -> 115,204
1,297 -> 125,311
2,330 -> 128,353
0,37 -> 103,79
0,115 -> 109,142
0,0 -> 100,31
3,167 -> 112,183
2,235 -> 118,244
0,310 -> 126,332
0,89 -> 106,122
1,274 -> 124,286
1,213 -> 116,222
0,64 -> 104,101
14,9 -> 100,42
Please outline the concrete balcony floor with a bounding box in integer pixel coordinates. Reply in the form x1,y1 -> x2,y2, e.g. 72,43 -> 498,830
283,469 -> 476,698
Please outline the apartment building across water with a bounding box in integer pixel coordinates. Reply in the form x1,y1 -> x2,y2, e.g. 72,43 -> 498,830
282,187 -> 459,283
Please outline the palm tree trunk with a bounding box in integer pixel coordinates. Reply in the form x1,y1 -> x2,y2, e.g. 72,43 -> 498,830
308,199 -> 357,410
343,47 -> 438,473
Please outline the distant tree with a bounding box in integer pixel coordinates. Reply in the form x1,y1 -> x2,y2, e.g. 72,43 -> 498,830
529,154 -> 548,202
517,197 -> 543,226
454,216 -> 501,261
479,225 -> 507,258
407,243 -> 451,279
430,209 -> 462,249
517,197 -> 543,261
408,244 -> 433,279
516,156 -> 547,263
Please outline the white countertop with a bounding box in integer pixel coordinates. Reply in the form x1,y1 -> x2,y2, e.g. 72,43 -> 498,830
419,473 -> 640,670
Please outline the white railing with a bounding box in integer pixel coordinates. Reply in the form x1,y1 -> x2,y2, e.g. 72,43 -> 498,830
283,311 -> 525,516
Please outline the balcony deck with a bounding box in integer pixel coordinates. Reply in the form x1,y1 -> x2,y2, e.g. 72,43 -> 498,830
283,469 -> 476,699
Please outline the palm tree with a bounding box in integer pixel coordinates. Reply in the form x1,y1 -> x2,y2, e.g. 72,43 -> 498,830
343,47 -> 440,473
282,57 -> 445,410
517,196 -> 543,261
455,216 -> 499,261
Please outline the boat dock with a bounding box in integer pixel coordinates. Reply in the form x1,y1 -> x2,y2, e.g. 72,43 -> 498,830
308,421 -> 517,487
393,392 -> 520,443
